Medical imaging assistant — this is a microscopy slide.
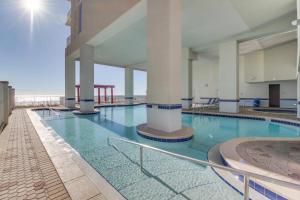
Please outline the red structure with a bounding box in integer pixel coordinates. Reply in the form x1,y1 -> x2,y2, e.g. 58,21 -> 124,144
75,85 -> 115,104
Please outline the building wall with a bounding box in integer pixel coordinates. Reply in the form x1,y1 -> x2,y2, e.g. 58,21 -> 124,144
193,41 -> 297,108
66,0 -> 140,56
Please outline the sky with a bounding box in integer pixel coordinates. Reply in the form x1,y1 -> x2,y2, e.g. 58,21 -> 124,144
0,0 -> 147,96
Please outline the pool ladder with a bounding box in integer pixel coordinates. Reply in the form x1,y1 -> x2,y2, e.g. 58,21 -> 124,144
107,136 -> 300,200
42,108 -> 61,119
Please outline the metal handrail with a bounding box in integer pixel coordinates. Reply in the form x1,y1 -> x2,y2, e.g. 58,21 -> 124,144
42,108 -> 60,118
107,136 -> 300,200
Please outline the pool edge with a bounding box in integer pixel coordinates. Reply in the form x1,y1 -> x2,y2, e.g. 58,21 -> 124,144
26,109 -> 126,200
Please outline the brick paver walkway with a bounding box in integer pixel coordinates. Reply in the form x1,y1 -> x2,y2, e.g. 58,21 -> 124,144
0,110 -> 71,200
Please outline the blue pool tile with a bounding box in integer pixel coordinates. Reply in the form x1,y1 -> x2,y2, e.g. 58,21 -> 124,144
277,195 -> 288,200
265,189 -> 276,200
254,183 -> 265,195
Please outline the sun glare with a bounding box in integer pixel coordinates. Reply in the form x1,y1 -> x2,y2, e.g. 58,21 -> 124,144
23,0 -> 42,13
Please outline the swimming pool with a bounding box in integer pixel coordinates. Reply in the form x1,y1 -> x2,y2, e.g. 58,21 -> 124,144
36,105 -> 300,200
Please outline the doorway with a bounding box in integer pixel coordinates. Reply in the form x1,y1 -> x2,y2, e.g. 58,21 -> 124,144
269,84 -> 280,107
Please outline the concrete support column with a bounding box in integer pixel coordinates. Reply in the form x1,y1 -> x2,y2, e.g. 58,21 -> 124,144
219,41 -> 239,113
79,44 -> 95,113
0,81 -> 9,125
8,86 -> 12,115
11,88 -> 15,110
65,56 -> 76,108
181,48 -> 193,109
0,82 -> 5,131
125,68 -> 134,104
136,0 -> 192,142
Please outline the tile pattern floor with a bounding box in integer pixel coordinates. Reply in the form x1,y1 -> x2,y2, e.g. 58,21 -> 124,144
0,110 -> 71,200
236,140 -> 300,182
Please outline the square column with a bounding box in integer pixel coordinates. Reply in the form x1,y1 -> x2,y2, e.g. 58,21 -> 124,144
79,44 -> 95,113
219,41 -> 239,113
65,56 -> 76,108
125,68 -> 134,104
8,86 -> 12,115
0,81 -> 9,125
11,88 -> 15,110
137,0 -> 192,142
0,82 -> 5,131
181,48 -> 193,109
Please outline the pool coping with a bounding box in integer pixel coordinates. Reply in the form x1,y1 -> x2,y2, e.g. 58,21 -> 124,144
26,109 -> 126,200
208,144 -> 268,200
182,110 -> 300,127
219,137 -> 300,200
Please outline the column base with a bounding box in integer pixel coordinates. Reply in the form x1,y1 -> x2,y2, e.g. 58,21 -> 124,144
137,123 -> 193,142
181,98 -> 193,109
65,98 -> 76,108
79,100 -> 95,113
147,104 -> 182,132
219,100 -> 239,113
73,109 -> 100,115
125,97 -> 134,104
297,103 -> 300,118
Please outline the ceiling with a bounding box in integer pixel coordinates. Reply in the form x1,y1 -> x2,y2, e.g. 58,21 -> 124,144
91,0 -> 297,68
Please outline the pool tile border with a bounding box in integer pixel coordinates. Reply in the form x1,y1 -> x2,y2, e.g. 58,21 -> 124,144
137,131 -> 193,142
26,109 -> 125,200
221,157 -> 288,200
182,111 -> 300,127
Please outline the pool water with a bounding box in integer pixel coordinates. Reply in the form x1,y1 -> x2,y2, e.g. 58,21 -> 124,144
36,105 -> 300,200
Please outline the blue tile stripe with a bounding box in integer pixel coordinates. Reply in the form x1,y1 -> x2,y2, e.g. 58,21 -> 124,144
182,112 -> 265,121
137,131 -> 193,142
66,98 -> 75,100
80,99 -> 94,102
240,98 -> 269,100
280,98 -> 297,101
221,157 -> 288,200
219,99 -> 240,102
200,97 -> 217,99
125,97 -> 134,99
181,98 -> 193,101
147,104 -> 182,110
271,119 -> 300,127
201,97 -> 297,101
183,111 -> 300,128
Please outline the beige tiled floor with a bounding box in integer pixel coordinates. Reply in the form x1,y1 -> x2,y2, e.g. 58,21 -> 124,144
0,110 -> 71,200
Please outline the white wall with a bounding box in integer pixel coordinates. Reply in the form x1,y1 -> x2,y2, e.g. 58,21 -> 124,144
192,42 -> 297,108
244,41 -> 297,83
264,41 -> 297,81
192,57 -> 218,101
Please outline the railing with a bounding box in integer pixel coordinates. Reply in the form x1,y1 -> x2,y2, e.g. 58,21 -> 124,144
15,95 -> 62,107
42,108 -> 60,119
107,136 -> 300,200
